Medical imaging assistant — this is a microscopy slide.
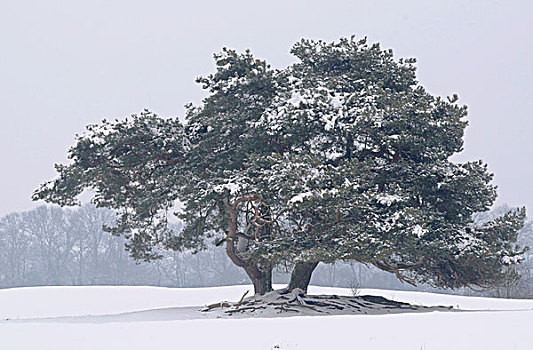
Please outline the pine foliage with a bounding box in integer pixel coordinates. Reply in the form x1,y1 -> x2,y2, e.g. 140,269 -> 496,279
34,37 -> 526,289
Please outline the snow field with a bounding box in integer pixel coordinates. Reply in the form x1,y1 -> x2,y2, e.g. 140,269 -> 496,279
1,285 -> 532,349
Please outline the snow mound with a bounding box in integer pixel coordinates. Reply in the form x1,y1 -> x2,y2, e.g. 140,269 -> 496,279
202,288 -> 453,318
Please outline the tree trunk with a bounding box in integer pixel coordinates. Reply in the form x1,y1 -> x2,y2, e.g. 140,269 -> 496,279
286,261 -> 319,293
224,199 -> 273,295
244,264 -> 273,295
226,244 -> 273,295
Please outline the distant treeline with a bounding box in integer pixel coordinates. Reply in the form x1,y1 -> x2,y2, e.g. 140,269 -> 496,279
1,204 -> 532,298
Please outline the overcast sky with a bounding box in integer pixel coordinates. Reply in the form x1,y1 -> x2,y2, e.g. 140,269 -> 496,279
1,0 -> 531,217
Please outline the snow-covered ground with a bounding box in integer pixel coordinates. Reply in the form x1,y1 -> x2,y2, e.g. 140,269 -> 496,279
1,285 -> 532,349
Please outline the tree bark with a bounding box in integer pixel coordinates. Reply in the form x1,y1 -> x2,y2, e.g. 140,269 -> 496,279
224,199 -> 273,295
286,261 -> 319,293
244,264 -> 273,295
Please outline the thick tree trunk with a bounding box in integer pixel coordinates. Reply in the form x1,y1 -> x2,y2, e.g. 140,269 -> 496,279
286,261 -> 319,294
244,264 -> 273,295
224,199 -> 273,296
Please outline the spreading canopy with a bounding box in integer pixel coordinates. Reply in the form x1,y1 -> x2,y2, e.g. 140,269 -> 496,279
34,37 -> 526,289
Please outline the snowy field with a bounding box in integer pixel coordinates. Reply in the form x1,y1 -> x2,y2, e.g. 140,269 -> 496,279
1,285 -> 532,350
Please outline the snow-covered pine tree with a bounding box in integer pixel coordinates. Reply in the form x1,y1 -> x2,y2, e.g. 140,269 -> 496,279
33,37 -> 526,295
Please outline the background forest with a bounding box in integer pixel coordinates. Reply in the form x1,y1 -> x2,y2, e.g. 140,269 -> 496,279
1,204 -> 531,298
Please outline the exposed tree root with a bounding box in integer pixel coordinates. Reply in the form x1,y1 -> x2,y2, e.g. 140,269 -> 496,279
203,301 -> 232,311
200,289 -> 454,316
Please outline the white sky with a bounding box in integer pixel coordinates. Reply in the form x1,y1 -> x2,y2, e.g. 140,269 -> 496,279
0,0 -> 531,217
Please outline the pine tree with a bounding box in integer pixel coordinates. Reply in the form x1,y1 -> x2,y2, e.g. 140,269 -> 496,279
34,37 -> 526,295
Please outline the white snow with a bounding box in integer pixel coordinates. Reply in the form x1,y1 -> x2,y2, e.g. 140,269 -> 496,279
376,194 -> 403,206
287,191 -> 314,205
412,224 -> 426,238
502,255 -> 522,264
288,91 -> 309,107
213,182 -> 242,195
1,285 -> 533,349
